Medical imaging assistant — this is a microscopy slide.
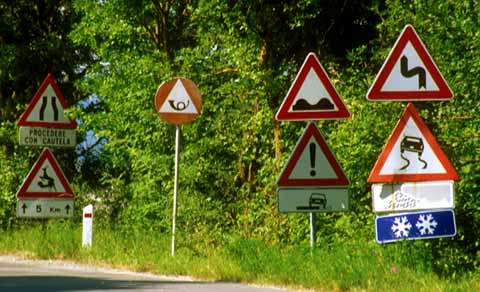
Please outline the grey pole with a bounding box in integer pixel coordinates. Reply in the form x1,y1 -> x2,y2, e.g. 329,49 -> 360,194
172,125 -> 180,256
310,212 -> 315,248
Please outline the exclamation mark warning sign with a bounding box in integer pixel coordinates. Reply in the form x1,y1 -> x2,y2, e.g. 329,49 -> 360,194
287,137 -> 338,180
309,142 -> 316,177
277,123 -> 349,187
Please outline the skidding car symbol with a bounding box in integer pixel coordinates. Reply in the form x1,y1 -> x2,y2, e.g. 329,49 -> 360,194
399,136 -> 428,170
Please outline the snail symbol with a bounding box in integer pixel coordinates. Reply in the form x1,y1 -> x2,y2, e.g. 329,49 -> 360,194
168,100 -> 190,111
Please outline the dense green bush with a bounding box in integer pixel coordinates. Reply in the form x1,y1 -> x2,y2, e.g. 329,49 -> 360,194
1,0 -> 479,277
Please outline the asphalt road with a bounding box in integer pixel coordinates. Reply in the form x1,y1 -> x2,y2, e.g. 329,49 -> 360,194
0,256 -> 295,292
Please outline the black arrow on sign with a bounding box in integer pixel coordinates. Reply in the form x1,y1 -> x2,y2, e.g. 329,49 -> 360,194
400,55 -> 426,89
65,204 -> 71,215
21,203 -> 27,214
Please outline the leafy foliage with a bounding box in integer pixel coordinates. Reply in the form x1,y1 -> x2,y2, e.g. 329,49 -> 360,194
1,0 -> 479,278
0,0 -> 92,228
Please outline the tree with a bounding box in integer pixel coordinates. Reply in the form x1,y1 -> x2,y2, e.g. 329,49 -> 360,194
0,0 -> 93,228
68,0 -> 381,242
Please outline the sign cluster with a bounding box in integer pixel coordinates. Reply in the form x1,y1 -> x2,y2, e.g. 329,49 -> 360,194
275,24 -> 459,245
366,25 -> 459,243
16,74 -> 77,218
275,53 -> 350,214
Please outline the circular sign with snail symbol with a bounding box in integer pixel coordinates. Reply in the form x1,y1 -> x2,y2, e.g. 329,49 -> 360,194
155,77 -> 202,125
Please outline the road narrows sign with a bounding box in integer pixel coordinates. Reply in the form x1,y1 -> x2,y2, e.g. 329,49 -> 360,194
277,122 -> 349,187
17,74 -> 77,147
368,103 -> 459,183
276,53 -> 350,120
16,148 -> 75,199
155,78 -> 202,125
17,74 -> 77,129
367,24 -> 453,101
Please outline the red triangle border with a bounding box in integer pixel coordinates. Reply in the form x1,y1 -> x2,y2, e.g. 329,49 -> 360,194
16,148 -> 75,198
276,53 -> 350,120
17,73 -> 77,129
277,123 -> 349,186
367,24 -> 453,101
368,103 -> 459,182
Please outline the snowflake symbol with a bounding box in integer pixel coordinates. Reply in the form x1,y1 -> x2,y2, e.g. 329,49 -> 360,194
415,214 -> 438,235
391,216 -> 412,238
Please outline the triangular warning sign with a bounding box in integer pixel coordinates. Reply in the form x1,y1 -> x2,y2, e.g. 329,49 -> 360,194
154,77 -> 202,125
277,123 -> 349,186
159,79 -> 199,114
17,74 -> 77,129
16,148 -> 75,199
367,24 -> 453,101
368,103 -> 459,183
276,53 -> 350,121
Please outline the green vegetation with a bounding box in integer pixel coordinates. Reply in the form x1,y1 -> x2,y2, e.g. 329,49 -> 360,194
1,221 -> 479,292
1,0 -> 480,291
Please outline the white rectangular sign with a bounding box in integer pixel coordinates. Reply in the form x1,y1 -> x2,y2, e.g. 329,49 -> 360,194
17,199 -> 74,218
19,127 -> 76,147
372,181 -> 454,212
278,187 -> 348,213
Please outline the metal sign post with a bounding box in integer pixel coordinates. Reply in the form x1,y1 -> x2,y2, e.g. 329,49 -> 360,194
275,123 -> 349,247
274,53 -> 351,248
155,77 -> 202,257
172,125 -> 180,256
309,213 -> 315,248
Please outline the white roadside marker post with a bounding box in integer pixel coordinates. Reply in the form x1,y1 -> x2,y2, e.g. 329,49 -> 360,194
82,204 -> 93,247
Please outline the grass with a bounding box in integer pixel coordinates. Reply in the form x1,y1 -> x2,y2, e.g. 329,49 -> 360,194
0,220 -> 479,292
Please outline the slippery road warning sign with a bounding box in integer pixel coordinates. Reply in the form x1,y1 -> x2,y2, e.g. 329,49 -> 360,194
368,103 -> 459,183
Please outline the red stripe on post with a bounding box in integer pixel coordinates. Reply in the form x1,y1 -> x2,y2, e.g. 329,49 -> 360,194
84,213 -> 92,218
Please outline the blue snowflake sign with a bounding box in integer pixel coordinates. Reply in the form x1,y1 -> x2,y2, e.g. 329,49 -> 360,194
375,209 -> 456,243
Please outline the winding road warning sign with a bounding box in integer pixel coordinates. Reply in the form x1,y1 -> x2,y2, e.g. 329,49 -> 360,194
367,24 -> 453,101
